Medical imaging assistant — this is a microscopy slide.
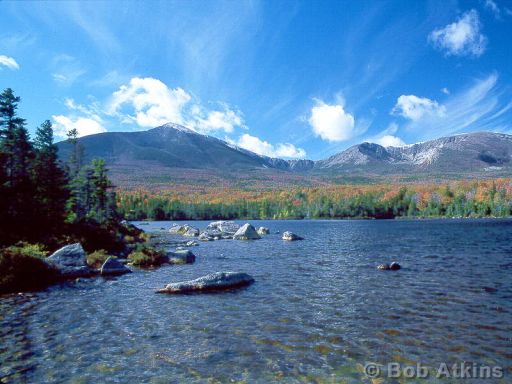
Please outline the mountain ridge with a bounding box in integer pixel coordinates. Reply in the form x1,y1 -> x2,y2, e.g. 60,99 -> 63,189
56,123 -> 512,187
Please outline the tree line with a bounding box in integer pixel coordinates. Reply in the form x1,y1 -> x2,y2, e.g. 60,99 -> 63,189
0,88 -> 121,251
117,180 -> 512,221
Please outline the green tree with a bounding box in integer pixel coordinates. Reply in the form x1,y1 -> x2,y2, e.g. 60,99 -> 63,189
33,120 -> 69,238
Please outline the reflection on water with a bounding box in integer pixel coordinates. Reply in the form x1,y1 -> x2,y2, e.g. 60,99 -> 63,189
1,219 -> 512,383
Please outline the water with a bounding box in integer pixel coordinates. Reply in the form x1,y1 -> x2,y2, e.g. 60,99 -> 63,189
1,219 -> 512,383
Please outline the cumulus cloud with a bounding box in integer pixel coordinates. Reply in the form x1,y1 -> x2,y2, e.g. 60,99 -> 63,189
441,87 -> 450,95
429,10 -> 487,57
0,55 -> 19,70
52,115 -> 107,138
107,77 -> 244,134
392,95 -> 446,121
308,100 -> 357,142
375,135 -> 406,147
234,133 -> 306,158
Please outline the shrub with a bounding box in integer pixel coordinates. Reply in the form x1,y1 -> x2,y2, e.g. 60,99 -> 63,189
0,245 -> 59,294
127,245 -> 167,267
86,249 -> 112,269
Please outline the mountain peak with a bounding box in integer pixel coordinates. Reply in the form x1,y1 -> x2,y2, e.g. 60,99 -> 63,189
154,122 -> 199,135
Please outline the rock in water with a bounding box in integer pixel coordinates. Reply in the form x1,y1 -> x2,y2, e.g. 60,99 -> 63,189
167,250 -> 196,264
46,243 -> 96,278
207,221 -> 241,235
389,262 -> 401,270
100,256 -> 132,276
377,262 -> 401,271
169,224 -> 185,234
156,272 -> 254,294
198,232 -> 214,241
233,223 -> 261,240
282,231 -> 304,241
183,226 -> 200,237
257,227 -> 270,235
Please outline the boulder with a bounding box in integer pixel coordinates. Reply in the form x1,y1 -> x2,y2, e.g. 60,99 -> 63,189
46,243 -> 96,278
185,241 -> 199,247
183,226 -> 200,237
169,224 -> 186,234
282,231 -> 304,241
156,272 -> 254,294
198,232 -> 214,241
207,221 -> 241,235
389,262 -> 401,270
167,250 -> 196,264
233,223 -> 261,240
377,262 -> 401,271
257,226 -> 270,235
100,256 -> 132,276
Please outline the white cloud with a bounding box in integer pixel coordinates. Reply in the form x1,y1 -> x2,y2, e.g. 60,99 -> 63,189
392,95 -> 446,121
0,55 -> 19,70
308,100 -> 357,142
374,135 -> 406,147
107,77 -> 244,134
234,133 -> 306,158
108,77 -> 192,127
441,87 -> 450,95
52,115 -> 107,138
398,73 -> 512,140
429,10 -> 487,57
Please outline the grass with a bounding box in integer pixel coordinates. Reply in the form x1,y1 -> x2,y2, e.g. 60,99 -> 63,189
127,244 -> 167,267
86,249 -> 112,269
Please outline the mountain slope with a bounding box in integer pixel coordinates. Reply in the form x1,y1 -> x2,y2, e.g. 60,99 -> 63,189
316,132 -> 512,174
57,125 -> 512,188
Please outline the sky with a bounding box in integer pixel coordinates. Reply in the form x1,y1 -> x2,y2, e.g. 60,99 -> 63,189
1,0 -> 512,160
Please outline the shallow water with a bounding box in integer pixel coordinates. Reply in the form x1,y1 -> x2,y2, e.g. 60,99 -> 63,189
1,219 -> 512,383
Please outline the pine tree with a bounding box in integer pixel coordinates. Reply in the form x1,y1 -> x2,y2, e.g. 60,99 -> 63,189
33,120 -> 69,238
0,89 -> 35,243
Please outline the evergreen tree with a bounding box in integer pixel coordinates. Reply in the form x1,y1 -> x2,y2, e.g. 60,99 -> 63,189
33,120 -> 69,238
0,89 -> 35,243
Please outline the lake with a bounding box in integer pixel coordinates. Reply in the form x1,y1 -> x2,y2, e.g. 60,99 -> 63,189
1,219 -> 512,383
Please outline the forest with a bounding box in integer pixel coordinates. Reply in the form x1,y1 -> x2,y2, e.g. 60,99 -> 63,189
0,88 -> 143,293
117,179 -> 512,221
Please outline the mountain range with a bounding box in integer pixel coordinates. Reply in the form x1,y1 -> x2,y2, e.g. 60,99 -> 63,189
57,123 -> 512,188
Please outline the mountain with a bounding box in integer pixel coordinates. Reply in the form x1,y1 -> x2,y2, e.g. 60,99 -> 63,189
317,132 -> 512,174
56,124 -> 512,188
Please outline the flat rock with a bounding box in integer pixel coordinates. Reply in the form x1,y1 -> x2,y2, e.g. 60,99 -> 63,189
282,231 -> 304,241
100,256 -> 132,276
233,223 -> 261,240
156,272 -> 254,294
46,243 -> 96,278
167,249 -> 196,264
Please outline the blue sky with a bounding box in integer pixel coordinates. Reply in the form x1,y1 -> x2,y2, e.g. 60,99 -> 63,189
1,0 -> 511,160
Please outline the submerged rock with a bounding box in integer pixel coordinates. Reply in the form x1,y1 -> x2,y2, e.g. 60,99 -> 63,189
185,241 -> 199,247
100,257 -> 132,276
257,227 -> 270,235
167,250 -> 196,264
282,231 -> 304,241
46,243 -> 96,278
156,272 -> 254,294
233,223 -> 261,240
